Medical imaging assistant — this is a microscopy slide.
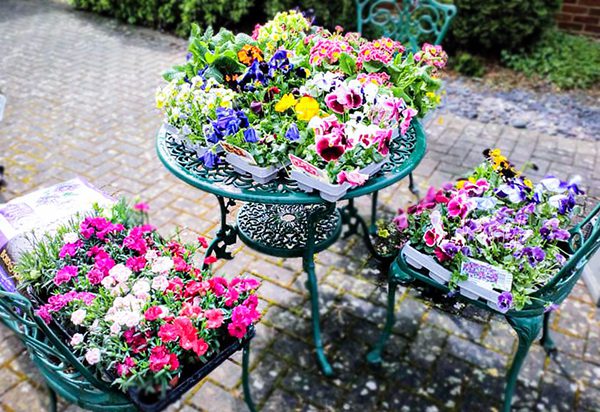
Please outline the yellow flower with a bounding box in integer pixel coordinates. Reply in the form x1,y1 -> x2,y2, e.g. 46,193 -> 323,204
295,96 -> 320,121
524,178 -> 533,188
275,93 -> 297,112
456,180 -> 466,189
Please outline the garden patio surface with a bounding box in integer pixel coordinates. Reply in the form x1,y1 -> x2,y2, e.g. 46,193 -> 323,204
2,1 -> 600,411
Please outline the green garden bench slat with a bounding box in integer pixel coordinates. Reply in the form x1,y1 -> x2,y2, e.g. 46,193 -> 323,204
366,202 -> 600,412
354,0 -> 457,200
0,290 -> 257,412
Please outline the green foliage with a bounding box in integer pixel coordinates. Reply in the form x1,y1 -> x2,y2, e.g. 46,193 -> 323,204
449,0 -> 561,55
262,0 -> 356,31
69,0 -> 254,37
501,30 -> 600,90
451,52 -> 485,77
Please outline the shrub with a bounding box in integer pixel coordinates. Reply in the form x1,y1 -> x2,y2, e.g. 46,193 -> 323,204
262,0 -> 356,31
451,52 -> 485,77
70,0 -> 254,37
501,29 -> 600,90
449,0 -> 561,55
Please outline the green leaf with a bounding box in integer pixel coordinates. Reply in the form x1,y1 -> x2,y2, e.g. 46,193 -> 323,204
363,60 -> 384,73
339,52 -> 357,76
205,51 -> 216,64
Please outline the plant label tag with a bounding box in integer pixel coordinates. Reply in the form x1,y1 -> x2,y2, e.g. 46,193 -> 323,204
289,154 -> 328,181
221,142 -> 256,165
461,258 -> 512,291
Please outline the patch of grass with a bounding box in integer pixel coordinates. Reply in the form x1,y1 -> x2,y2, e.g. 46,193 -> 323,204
501,29 -> 600,90
451,52 -> 486,77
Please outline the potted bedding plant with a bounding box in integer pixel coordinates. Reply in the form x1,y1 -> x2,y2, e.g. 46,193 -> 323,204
156,11 -> 447,193
15,200 -> 261,409
376,149 -> 584,312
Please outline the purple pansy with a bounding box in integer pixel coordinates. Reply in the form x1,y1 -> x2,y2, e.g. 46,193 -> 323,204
497,291 -> 513,313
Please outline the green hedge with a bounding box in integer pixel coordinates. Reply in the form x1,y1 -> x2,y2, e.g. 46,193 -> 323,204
70,0 -> 255,36
449,0 -> 562,54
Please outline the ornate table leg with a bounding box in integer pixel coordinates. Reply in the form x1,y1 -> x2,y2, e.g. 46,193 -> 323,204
408,172 -> 419,196
204,195 -> 237,263
242,341 -> 257,412
303,203 -> 335,376
339,199 -> 393,263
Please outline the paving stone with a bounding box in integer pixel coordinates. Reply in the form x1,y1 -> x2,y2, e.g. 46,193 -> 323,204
189,381 -> 246,412
0,0 -> 599,410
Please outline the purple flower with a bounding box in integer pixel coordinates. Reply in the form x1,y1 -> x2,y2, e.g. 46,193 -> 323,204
202,150 -> 218,169
208,108 -> 249,142
544,303 -> 559,313
516,246 -> 546,267
549,193 -> 576,215
185,52 -> 193,61
285,123 -> 300,141
243,128 -> 258,143
268,49 -> 292,77
440,241 -> 459,258
540,218 -> 570,241
238,60 -> 267,90
497,291 -> 513,313
250,101 -> 263,115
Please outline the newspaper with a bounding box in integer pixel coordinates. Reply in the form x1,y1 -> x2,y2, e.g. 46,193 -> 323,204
0,178 -> 114,292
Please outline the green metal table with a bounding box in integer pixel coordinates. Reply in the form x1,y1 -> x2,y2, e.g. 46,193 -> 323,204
156,121 -> 426,376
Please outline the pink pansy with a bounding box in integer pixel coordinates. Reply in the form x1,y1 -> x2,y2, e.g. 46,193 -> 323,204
400,107 -> 418,136
372,128 -> 393,155
325,84 -> 363,114
337,169 -> 369,187
447,192 -> 476,219
204,309 -> 224,329
463,179 -> 490,196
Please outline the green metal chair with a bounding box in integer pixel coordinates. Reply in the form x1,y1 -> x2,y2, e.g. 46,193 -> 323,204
354,0 -> 457,201
0,290 -> 257,412
366,202 -> 600,411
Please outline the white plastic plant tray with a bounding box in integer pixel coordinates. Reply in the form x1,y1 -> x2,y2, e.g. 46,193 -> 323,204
290,159 -> 387,202
402,244 -> 503,311
225,153 -> 282,184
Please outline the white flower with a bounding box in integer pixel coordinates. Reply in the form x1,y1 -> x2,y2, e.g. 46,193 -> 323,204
109,264 -> 132,283
132,279 -> 151,298
123,311 -> 142,328
151,275 -> 169,291
70,333 -> 84,346
70,309 -> 86,326
109,323 -> 121,335
101,275 -> 116,288
85,348 -> 101,365
62,232 -> 79,244
90,319 -> 100,331
111,282 -> 130,297
145,249 -> 158,262
158,305 -> 170,318
151,256 -> 174,274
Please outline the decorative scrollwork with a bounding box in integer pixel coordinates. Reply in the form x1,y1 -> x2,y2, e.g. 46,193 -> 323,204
237,203 -> 341,253
157,122 -> 420,203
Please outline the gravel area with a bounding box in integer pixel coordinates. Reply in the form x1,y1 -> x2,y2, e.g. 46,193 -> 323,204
441,77 -> 600,141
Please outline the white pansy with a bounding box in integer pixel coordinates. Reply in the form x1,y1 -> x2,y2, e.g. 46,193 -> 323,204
70,333 -> 84,346
70,309 -> 86,326
152,256 -> 174,274
85,348 -> 101,365
62,232 -> 79,244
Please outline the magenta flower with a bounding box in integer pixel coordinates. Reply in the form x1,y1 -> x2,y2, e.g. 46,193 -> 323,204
53,265 -> 79,286
316,136 -> 346,162
133,202 -> 150,212
447,192 -> 475,220
325,84 -> 363,114
59,240 -> 82,259
337,169 -> 369,187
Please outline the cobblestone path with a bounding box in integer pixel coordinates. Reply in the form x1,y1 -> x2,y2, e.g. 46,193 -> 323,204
1,1 -> 600,411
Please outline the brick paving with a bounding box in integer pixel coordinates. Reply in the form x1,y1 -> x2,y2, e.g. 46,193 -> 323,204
1,1 -> 600,411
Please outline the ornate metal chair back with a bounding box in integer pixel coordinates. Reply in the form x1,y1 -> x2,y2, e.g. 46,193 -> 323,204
355,0 -> 457,51
533,203 -> 600,307
0,290 -> 132,410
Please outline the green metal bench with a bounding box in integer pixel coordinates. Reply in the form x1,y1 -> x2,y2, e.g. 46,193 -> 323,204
354,0 -> 457,198
0,290 -> 257,411
366,202 -> 600,411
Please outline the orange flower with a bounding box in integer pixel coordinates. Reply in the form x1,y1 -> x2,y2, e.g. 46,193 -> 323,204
237,45 -> 264,66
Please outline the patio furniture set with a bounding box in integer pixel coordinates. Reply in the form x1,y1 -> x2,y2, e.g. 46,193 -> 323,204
1,2 -> 599,412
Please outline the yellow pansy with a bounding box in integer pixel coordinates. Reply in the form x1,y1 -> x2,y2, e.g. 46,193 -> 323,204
295,96 -> 320,121
524,178 -> 533,188
275,94 -> 297,112
456,180 -> 466,189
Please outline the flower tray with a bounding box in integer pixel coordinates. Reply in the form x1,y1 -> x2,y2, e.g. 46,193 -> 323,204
402,244 -> 505,311
290,160 -> 387,202
129,327 -> 255,412
162,123 -> 215,159
225,153 -> 283,184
